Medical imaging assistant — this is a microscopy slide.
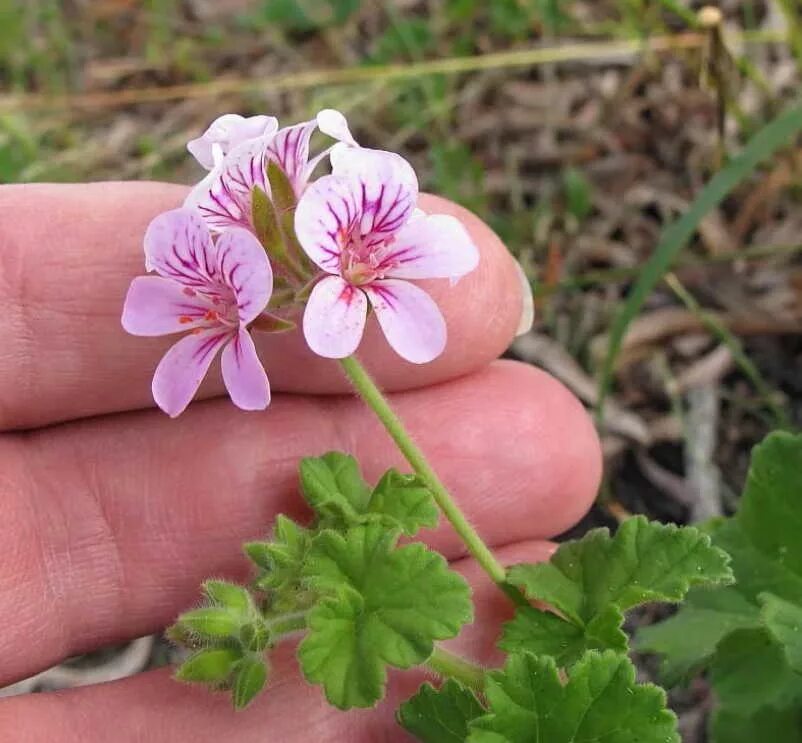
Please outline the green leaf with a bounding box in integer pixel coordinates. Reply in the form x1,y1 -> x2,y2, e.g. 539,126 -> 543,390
599,101 -> 802,413
251,185 -> 284,257
300,454 -> 437,535
501,604 -> 626,667
367,470 -> 438,536
176,648 -> 241,683
232,655 -> 268,709
298,524 -> 473,709
762,593 -> 802,673
300,452 -> 372,522
399,680 -> 485,743
267,159 -> 297,212
202,580 -> 252,614
631,432 -> 802,742
738,432 -> 802,576
248,516 -> 312,612
639,432 -> 802,740
503,517 -> 732,663
468,651 -> 679,743
637,587 -> 759,684
240,620 -> 270,653
712,704 -> 802,743
710,628 -> 802,714
178,607 -> 241,638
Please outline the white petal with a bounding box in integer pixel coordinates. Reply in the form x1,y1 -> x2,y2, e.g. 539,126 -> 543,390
382,213 -> 479,280
364,279 -> 446,364
188,114 -> 278,170
214,228 -> 273,324
294,174 -> 357,273
316,109 -> 358,146
330,147 -> 418,239
221,328 -> 270,411
265,120 -> 318,194
144,208 -> 218,288
302,275 -> 368,359
152,328 -> 231,417
121,276 -> 214,336
184,137 -> 268,232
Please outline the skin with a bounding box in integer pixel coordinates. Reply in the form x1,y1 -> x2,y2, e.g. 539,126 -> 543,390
0,183 -> 603,742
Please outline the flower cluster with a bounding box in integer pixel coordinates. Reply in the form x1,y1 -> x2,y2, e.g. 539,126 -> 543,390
122,110 -> 479,416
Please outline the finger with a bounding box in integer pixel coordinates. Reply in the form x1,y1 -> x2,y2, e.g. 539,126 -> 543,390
0,540 -> 554,743
0,182 -> 525,429
0,362 -> 600,685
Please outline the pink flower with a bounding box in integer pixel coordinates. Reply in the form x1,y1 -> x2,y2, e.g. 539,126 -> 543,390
185,109 -> 357,233
187,114 -> 279,170
121,208 -> 272,417
295,147 -> 479,363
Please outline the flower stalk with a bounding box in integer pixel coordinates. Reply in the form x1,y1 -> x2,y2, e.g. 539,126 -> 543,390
339,355 -> 527,607
426,647 -> 486,692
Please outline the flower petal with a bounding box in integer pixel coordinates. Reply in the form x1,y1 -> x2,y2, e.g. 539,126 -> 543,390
121,276 -> 215,336
302,275 -> 367,358
364,279 -> 446,364
214,228 -> 273,324
184,137 -> 268,231
316,109 -> 357,146
221,328 -> 270,411
380,213 -> 480,280
265,120 -> 318,195
188,114 -> 278,170
144,208 -> 219,288
295,174 -> 357,273
330,147 -> 418,240
152,328 -> 232,417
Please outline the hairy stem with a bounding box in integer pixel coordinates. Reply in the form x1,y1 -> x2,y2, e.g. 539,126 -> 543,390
266,611 -> 308,640
339,355 -> 527,606
426,647 -> 486,692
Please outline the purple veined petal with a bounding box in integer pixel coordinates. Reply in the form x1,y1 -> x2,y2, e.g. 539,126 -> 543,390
221,327 -> 270,411
295,174 -> 358,274
144,207 -> 221,290
152,327 -> 233,417
330,146 -> 418,241
380,213 -> 480,281
122,276 -> 216,337
316,109 -> 357,146
364,279 -> 446,364
184,137 -> 269,232
302,275 -> 368,359
214,228 -> 274,324
265,119 -> 318,195
188,114 -> 279,170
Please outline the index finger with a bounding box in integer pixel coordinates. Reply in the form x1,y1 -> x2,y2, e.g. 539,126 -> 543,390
0,182 -> 526,429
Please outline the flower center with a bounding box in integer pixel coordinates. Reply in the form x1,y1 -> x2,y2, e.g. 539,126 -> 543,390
182,285 -> 240,327
340,230 -> 395,286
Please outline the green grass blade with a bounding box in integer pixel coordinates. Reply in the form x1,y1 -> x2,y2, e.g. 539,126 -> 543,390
597,100 -> 802,416
664,273 -> 789,428
656,0 -> 701,28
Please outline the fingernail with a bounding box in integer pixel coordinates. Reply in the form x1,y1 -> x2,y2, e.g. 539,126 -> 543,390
514,260 -> 535,336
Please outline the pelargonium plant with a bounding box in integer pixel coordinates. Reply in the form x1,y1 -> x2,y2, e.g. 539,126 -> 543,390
121,110 -> 733,740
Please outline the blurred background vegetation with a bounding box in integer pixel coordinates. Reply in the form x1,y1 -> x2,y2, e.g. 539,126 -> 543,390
2,1 -> 802,736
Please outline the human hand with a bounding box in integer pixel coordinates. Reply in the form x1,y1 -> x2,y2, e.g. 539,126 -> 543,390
0,182 -> 601,741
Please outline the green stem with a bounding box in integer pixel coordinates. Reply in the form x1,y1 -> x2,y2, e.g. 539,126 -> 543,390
266,611 -> 308,639
426,647 -> 486,692
339,356 -> 526,606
